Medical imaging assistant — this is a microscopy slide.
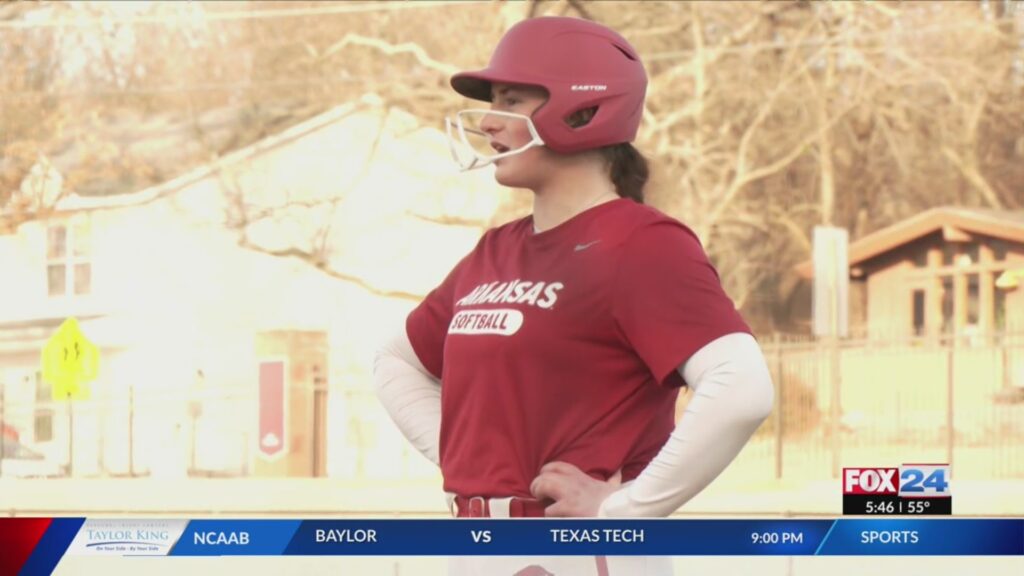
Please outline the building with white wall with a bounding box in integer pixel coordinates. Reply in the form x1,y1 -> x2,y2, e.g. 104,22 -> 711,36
0,98 -> 508,480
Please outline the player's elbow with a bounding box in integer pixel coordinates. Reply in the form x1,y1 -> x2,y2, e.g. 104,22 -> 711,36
684,333 -> 773,426
712,334 -> 774,424
741,357 -> 774,426
372,328 -> 405,396
725,340 -> 775,427
372,324 -> 436,400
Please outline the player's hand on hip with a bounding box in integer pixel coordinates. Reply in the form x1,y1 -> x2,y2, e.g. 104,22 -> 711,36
529,461 -> 622,517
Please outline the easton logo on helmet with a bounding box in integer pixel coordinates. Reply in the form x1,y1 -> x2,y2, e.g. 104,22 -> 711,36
571,84 -> 608,92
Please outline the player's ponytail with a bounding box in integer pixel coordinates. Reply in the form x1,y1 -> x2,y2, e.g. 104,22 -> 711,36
566,107 -> 648,204
602,143 -> 648,204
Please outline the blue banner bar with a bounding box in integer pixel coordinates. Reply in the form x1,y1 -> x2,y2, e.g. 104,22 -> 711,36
156,519 -> 1024,556
283,519 -> 835,556
170,520 -> 302,556
815,519 -> 1024,555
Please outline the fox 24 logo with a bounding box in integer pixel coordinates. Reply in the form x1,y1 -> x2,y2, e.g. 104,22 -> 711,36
843,464 -> 950,497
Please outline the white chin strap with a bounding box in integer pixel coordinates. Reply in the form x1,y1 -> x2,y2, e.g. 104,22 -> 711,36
444,109 -> 546,171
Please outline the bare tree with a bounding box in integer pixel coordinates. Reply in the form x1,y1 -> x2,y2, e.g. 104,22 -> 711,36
3,1 -> 1021,330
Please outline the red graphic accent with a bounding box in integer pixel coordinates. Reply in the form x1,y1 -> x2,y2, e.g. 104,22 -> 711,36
513,566 -> 553,576
510,557 -> 610,576
258,361 -> 286,460
843,467 -> 899,494
0,518 -> 52,576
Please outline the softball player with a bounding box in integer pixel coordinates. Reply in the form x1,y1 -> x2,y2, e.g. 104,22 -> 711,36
374,17 -> 774,575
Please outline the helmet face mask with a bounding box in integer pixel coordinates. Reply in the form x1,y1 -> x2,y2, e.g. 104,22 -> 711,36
445,109 -> 546,172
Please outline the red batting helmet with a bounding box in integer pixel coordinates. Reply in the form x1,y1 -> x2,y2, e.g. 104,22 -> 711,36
450,17 -> 648,154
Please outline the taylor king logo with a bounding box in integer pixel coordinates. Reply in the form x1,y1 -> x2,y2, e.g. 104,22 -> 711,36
66,519 -> 188,556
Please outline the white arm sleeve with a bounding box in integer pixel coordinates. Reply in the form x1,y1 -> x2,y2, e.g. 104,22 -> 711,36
372,326 -> 443,467
598,332 -> 774,517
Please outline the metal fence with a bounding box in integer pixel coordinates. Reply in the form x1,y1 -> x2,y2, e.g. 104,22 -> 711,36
0,382 -> 253,479
3,329 -> 1024,481
718,328 -> 1024,483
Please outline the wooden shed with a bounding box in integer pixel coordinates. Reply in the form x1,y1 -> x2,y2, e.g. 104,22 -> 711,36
797,207 -> 1024,340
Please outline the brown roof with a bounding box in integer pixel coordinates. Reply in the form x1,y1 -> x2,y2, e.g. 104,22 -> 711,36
795,206 -> 1024,278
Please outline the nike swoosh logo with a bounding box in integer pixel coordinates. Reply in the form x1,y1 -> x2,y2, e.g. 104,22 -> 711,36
574,240 -> 601,252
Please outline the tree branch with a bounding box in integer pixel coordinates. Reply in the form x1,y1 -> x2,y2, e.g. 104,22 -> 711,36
237,237 -> 425,302
565,0 -> 594,21
941,146 -> 1004,209
320,34 -> 459,77
702,97 -> 859,241
409,212 -> 488,229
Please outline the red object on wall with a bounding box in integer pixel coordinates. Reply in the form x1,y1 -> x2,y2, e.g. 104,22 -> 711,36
258,360 -> 287,461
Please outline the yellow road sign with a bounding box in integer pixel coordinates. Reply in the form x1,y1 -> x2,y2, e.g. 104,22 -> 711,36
41,317 -> 99,401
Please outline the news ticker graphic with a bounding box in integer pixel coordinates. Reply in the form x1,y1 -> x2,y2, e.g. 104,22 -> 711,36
3,518 -> 1024,573
843,464 -> 952,515
0,518 -> 83,576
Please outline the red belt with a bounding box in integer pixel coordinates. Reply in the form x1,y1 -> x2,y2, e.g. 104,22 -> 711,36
451,496 -> 548,518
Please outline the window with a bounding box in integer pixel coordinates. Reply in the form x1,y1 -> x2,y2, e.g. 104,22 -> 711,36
912,290 -> 926,335
46,227 -> 66,296
33,372 -> 53,443
34,414 -> 53,443
967,274 -> 979,326
941,277 -> 954,334
46,222 -> 91,297
964,243 -> 980,267
995,287 -> 1007,331
912,250 -> 927,268
942,245 -> 955,266
992,239 -> 1008,262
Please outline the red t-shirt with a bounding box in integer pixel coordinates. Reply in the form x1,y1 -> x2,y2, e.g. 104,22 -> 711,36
406,198 -> 751,498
